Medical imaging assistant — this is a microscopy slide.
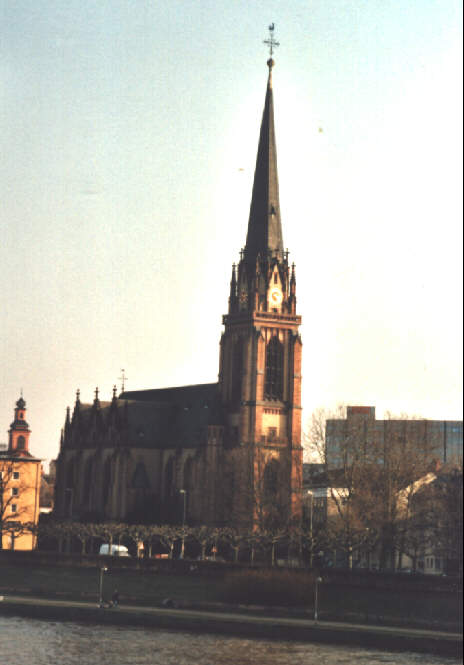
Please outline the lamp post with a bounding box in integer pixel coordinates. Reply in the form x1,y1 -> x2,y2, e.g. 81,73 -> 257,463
179,489 -> 187,559
307,490 -> 313,568
99,566 -> 108,607
314,576 -> 322,623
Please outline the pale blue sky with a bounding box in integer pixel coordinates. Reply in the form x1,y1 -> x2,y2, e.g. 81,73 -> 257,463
1,1 -> 462,466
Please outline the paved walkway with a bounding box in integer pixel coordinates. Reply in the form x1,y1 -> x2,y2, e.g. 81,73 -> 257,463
1,593 -> 462,658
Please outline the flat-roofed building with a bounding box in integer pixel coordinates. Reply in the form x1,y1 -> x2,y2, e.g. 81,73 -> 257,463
326,406 -> 462,467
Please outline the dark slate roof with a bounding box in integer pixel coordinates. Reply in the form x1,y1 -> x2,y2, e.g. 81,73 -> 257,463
75,383 -> 224,450
120,382 -> 219,406
121,383 -> 223,449
245,63 -> 284,263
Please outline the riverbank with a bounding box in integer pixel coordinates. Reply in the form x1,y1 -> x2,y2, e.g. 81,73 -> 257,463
0,558 -> 461,632
0,593 -> 461,658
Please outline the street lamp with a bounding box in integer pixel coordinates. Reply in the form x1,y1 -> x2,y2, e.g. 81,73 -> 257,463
99,566 -> 108,607
314,576 -> 323,623
179,489 -> 187,559
307,490 -> 313,568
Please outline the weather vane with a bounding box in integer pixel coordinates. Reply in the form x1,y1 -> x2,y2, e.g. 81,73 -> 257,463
263,23 -> 279,57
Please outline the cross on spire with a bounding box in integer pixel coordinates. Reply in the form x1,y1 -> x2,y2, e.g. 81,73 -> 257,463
263,23 -> 279,57
119,369 -> 128,393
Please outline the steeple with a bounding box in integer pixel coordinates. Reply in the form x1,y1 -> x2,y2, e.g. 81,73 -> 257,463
8,393 -> 31,454
218,33 -> 303,528
244,56 -> 284,264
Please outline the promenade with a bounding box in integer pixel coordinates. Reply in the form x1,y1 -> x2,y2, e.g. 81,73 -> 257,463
0,593 -> 461,658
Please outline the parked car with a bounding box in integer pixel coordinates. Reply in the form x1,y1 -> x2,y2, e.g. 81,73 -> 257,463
99,544 -> 130,557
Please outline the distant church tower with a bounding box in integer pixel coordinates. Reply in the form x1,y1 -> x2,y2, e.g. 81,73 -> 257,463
8,394 -> 32,455
220,53 -> 303,528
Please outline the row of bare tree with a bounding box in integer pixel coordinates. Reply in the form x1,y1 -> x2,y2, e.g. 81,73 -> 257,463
7,520 -> 312,565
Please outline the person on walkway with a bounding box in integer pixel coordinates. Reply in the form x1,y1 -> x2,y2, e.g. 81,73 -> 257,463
111,589 -> 119,607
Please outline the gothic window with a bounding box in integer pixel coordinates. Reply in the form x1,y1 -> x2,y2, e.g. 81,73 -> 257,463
17,436 -> 25,450
265,336 -> 283,400
102,458 -> 112,505
263,459 -> 279,498
164,457 -> 174,502
183,458 -> 193,494
83,457 -> 93,504
182,458 -> 194,521
231,338 -> 243,403
132,461 -> 150,489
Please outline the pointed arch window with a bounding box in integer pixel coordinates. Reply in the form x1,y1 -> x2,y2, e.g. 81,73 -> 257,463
102,458 -> 112,505
164,457 -> 174,502
231,338 -> 243,403
83,457 -> 93,505
265,336 -> 283,400
132,461 -> 150,489
263,458 -> 279,498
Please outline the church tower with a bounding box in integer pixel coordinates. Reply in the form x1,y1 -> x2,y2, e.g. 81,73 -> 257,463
8,394 -> 32,456
219,50 -> 303,528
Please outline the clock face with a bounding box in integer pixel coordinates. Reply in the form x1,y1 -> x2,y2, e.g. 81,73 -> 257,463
269,287 -> 283,306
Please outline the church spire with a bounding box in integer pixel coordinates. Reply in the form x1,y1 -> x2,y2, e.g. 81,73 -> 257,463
244,40 -> 284,264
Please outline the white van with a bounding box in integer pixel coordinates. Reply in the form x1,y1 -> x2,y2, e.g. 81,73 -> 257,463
99,544 -> 130,557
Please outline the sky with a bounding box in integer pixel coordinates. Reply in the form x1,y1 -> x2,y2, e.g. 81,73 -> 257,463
1,0 -> 462,468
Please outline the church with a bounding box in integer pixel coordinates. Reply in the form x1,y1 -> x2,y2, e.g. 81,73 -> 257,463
54,53 -> 303,529
1,395 -> 41,549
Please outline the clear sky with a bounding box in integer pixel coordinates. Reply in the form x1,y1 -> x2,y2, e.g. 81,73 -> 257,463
1,0 -> 462,468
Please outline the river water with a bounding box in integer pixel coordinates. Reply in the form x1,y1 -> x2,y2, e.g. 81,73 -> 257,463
0,617 -> 460,665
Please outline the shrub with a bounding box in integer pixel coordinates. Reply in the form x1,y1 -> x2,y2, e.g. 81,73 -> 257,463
221,568 -> 314,607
